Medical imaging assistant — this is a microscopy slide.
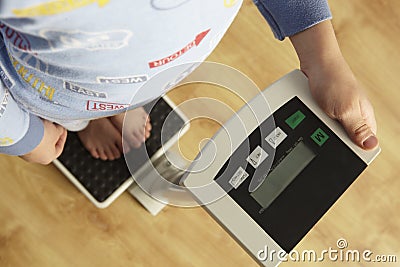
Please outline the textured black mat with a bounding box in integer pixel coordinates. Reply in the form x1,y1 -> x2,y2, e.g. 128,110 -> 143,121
57,97 -> 185,203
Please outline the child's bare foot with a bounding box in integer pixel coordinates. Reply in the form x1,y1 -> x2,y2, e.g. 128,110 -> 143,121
109,107 -> 152,152
77,117 -> 123,160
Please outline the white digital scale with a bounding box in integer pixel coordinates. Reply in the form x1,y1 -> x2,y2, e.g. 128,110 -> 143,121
182,69 -> 380,266
54,69 -> 380,266
53,95 -> 190,211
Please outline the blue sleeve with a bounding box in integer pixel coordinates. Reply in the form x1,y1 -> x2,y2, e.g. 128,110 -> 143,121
252,0 -> 332,41
0,78 -> 44,156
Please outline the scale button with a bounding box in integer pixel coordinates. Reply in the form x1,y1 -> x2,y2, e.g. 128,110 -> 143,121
285,110 -> 306,129
229,167 -> 249,189
247,146 -> 269,168
265,127 -> 287,148
311,128 -> 329,146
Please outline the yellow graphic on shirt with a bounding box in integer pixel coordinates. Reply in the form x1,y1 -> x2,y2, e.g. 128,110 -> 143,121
9,56 -> 56,101
13,0 -> 110,17
0,137 -> 14,146
224,0 -> 238,8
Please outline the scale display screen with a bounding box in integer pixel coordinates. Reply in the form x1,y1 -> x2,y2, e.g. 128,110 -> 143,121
213,96 -> 367,252
250,140 -> 316,209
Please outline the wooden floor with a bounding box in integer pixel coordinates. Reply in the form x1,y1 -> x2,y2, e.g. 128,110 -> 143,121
1,1 -> 400,266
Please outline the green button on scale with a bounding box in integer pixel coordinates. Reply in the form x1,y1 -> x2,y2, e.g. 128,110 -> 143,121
311,128 -> 329,146
285,110 -> 306,129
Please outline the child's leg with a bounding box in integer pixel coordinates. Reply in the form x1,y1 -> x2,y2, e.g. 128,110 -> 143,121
77,117 -> 123,161
109,107 -> 151,149
77,107 -> 151,160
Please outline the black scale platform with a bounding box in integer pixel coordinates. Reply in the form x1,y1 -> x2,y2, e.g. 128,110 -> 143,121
57,97 -> 186,203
